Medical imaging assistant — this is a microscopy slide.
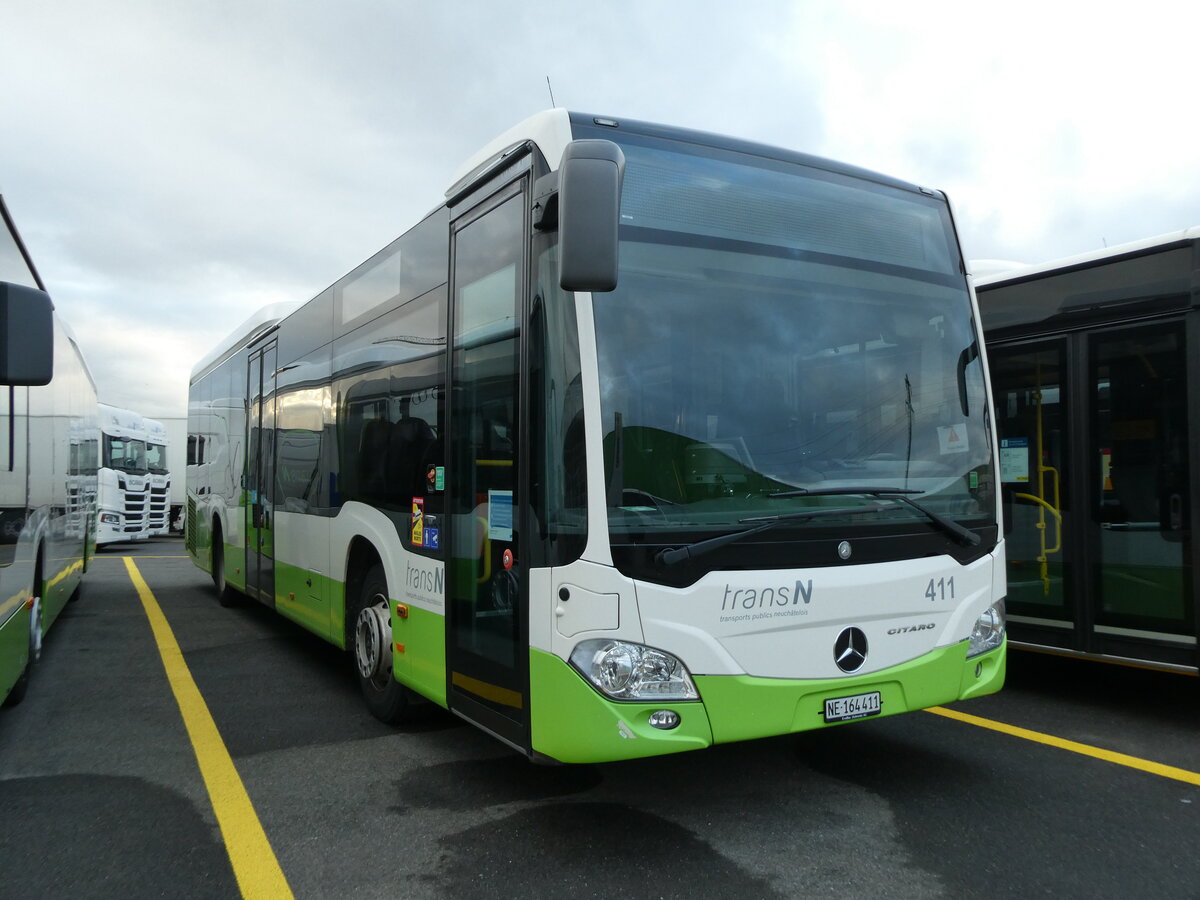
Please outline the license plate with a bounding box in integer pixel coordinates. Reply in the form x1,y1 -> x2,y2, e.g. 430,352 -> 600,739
824,690 -> 882,723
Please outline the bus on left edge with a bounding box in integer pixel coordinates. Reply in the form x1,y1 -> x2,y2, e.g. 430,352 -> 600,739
0,194 -> 98,708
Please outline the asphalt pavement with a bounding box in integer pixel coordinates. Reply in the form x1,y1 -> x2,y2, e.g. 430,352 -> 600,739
1,539 -> 1196,899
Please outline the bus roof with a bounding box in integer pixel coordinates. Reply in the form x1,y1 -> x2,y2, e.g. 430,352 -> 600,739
190,300 -> 302,383
448,108 -> 574,194
974,226 -> 1200,289
449,109 -> 933,202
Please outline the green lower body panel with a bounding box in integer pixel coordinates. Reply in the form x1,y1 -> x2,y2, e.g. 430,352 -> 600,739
275,561 -> 339,644
224,542 -> 246,593
0,606 -> 31,701
697,639 -> 1006,744
42,557 -> 83,633
392,604 -> 447,708
529,639 -> 1006,764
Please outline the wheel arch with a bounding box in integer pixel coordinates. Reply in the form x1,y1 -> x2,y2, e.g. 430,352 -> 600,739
30,539 -> 46,660
343,536 -> 383,649
208,504 -> 243,569
330,501 -> 410,649
345,535 -> 385,597
33,540 -> 45,600
210,511 -> 223,564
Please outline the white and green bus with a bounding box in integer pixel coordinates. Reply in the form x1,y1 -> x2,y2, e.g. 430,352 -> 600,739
1,195 -> 98,708
186,110 -> 1006,763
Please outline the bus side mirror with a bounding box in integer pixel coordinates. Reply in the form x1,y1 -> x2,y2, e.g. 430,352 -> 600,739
557,140 -> 625,293
0,281 -> 54,385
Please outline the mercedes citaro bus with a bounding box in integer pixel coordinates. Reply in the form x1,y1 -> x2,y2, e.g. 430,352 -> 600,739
187,111 -> 1006,762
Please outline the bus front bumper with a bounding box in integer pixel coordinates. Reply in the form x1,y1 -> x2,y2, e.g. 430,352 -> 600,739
529,638 -> 1006,764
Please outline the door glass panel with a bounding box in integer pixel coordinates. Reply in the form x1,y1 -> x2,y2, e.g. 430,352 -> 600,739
448,192 -> 525,708
246,343 -> 277,601
247,354 -> 262,592
260,347 -> 277,595
1092,325 -> 1192,635
993,344 -> 1071,621
0,387 -> 21,568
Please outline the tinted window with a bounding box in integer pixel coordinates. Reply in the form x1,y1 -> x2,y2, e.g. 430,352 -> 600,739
978,248 -> 1192,334
335,208 -> 449,330
334,288 -> 447,555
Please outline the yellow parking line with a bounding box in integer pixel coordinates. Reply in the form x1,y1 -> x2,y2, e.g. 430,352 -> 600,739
124,557 -> 294,899
95,555 -> 189,559
928,705 -> 1200,787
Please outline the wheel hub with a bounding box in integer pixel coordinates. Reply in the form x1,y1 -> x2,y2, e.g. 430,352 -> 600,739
354,599 -> 391,681
29,597 -> 42,662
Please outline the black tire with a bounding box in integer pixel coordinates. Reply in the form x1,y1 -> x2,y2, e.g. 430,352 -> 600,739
4,598 -> 41,708
350,563 -> 409,723
4,662 -> 30,707
212,527 -> 239,608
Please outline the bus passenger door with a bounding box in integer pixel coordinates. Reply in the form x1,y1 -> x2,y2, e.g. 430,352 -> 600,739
444,177 -> 530,752
993,323 -> 1194,667
992,341 -> 1074,643
1089,323 -> 1193,654
245,341 -> 277,606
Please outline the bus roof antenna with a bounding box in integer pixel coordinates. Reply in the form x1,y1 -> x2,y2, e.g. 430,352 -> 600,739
546,76 -> 556,108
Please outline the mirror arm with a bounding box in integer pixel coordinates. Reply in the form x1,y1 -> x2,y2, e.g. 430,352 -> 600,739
532,171 -> 560,231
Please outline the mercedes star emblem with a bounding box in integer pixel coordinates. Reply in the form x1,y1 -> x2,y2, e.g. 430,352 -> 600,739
834,626 -> 868,673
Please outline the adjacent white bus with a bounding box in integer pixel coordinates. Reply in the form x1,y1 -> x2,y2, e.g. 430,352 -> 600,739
978,228 -> 1200,672
1,195 -> 98,707
188,111 -> 1007,762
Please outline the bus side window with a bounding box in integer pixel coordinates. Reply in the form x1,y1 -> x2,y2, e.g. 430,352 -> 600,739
357,415 -> 391,499
389,416 -> 437,499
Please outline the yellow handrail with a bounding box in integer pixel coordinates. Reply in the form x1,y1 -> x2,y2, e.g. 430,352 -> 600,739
1015,372 -> 1063,596
1014,490 -> 1062,555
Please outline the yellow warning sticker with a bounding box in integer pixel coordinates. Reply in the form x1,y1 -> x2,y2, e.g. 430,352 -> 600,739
411,497 -> 424,546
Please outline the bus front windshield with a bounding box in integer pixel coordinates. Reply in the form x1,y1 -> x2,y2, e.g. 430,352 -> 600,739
589,136 -> 994,564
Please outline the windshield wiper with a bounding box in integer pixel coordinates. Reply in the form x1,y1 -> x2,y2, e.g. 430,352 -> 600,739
655,503 -> 889,567
769,486 -> 980,546
957,341 -> 979,416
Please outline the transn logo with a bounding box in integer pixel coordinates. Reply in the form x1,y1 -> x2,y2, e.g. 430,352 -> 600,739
721,580 -> 813,611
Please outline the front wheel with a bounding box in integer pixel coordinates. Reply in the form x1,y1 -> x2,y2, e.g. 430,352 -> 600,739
351,563 -> 409,723
4,598 -> 42,708
212,532 -> 239,608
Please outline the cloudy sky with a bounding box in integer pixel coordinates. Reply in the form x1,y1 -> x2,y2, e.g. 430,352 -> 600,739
3,1 -> 1199,416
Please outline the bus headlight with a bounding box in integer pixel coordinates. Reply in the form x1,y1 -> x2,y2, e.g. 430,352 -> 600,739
569,639 -> 699,701
967,598 -> 1006,659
